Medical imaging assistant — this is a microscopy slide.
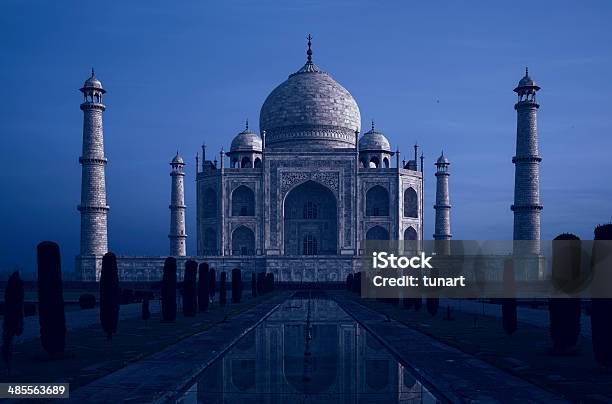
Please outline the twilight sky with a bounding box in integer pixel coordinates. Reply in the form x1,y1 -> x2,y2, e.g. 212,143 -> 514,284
1,1 -> 611,275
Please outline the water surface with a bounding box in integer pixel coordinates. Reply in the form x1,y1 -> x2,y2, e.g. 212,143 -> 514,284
177,292 -> 440,403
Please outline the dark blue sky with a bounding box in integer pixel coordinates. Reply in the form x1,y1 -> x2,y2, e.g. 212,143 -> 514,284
1,1 -> 611,275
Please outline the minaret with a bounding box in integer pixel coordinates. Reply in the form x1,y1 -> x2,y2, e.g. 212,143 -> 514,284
78,69 -> 109,257
169,152 -> 187,256
433,152 -> 452,241
511,68 -> 542,246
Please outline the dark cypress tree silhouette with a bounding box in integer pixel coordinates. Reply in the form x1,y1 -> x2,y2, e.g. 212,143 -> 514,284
591,224 -> 612,367
443,304 -> 454,321
36,241 -> 66,355
257,272 -> 266,294
231,268 -> 242,303
502,258 -> 517,337
346,273 -> 353,291
403,297 -> 414,309
2,271 -> 24,374
426,297 -> 439,316
142,298 -> 150,327
251,273 -> 257,298
426,265 -> 440,316
183,260 -> 198,317
100,252 -> 120,340
264,273 -> 274,293
208,268 -> 216,305
413,297 -> 422,312
198,263 -> 209,312
549,233 -> 581,354
161,257 -> 177,322
351,272 -> 362,294
219,272 -> 227,307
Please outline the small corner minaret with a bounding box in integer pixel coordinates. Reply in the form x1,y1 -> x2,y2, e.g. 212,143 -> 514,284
169,151 -> 187,256
78,69 -> 109,257
433,152 -> 452,241
511,68 -> 542,244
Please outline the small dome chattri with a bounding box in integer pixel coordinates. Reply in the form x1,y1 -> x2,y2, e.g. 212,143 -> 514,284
436,152 -> 449,165
230,123 -> 263,153
82,69 -> 105,92
171,152 -> 184,164
514,67 -> 540,92
359,122 -> 391,152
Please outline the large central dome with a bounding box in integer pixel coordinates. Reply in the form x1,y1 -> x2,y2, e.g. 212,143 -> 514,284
259,39 -> 361,149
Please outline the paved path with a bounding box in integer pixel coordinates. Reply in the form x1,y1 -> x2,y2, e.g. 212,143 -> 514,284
15,301 -> 161,344
67,293 -> 287,403
332,294 -> 568,403
442,299 -> 592,338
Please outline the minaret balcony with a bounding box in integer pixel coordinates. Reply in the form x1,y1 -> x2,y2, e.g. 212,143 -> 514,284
512,155 -> 542,163
77,204 -> 110,212
511,204 -> 543,211
79,156 -> 108,164
80,102 -> 106,111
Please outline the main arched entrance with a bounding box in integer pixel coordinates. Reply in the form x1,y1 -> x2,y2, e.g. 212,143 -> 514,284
283,180 -> 337,255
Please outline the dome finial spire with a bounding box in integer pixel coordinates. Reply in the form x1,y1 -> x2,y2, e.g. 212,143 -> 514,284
371,119 -> 375,131
525,66 -> 528,76
246,118 -> 249,130
91,67 -> 95,77
306,34 -> 313,64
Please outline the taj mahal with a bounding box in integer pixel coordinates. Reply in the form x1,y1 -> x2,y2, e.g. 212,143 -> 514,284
75,36 -> 542,282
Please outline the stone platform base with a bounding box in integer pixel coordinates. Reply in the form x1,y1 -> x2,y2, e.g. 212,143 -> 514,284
76,254 -> 361,282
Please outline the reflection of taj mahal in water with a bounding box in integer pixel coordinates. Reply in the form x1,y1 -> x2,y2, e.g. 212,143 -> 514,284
75,36 -> 542,281
179,296 -> 437,403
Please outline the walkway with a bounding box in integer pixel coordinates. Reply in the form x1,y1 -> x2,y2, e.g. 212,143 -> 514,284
15,301 -> 161,344
332,293 -> 567,403
442,299 -> 592,338
66,293 -> 287,403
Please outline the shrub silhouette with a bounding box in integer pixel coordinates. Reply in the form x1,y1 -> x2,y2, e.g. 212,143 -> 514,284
142,298 -> 150,327
426,297 -> 439,316
591,224 -> 612,367
257,272 -> 265,294
232,268 -> 242,303
403,297 -> 414,309
264,273 -> 274,294
502,258 -> 517,337
161,257 -> 177,322
549,233 -> 581,353
198,263 -> 209,312
219,272 -> 227,307
37,241 -> 66,355
183,260 -> 198,317
251,273 -> 257,298
2,271 -> 24,373
413,297 -> 422,312
100,252 -> 120,340
79,294 -> 96,309
208,268 -> 216,305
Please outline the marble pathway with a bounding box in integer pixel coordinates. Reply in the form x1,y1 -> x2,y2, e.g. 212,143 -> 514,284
66,293 -> 287,403
332,294 -> 568,403
15,301 -> 161,344
441,298 -> 592,338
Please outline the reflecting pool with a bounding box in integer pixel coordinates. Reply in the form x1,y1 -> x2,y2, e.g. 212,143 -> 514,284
177,292 -> 440,403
